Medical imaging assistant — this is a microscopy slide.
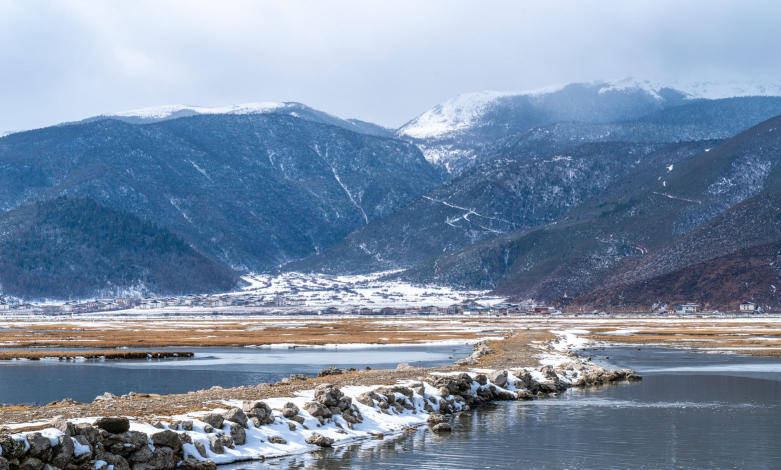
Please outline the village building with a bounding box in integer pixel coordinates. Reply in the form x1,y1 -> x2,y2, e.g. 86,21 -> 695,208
739,301 -> 757,312
447,304 -> 464,315
675,303 -> 699,314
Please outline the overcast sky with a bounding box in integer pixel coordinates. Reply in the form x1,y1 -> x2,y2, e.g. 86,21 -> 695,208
2,0 -> 780,132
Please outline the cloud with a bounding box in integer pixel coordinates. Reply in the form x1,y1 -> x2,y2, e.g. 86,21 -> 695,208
1,0 -> 780,132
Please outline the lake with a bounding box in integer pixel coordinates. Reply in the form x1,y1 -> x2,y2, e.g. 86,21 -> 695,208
0,344 -> 472,405
238,347 -> 781,469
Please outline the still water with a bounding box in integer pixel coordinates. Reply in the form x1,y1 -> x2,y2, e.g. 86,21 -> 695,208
241,347 -> 781,469
0,344 -> 472,405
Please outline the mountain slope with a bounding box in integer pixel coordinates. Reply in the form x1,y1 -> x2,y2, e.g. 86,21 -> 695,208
0,197 -> 237,299
0,114 -> 442,270
401,115 -> 781,303
287,141 -> 716,273
574,239 -> 781,311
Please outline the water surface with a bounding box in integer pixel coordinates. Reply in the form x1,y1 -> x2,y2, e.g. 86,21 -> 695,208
0,344 -> 471,405
240,347 -> 781,469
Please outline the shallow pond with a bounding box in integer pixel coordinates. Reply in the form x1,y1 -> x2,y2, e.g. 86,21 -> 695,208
0,344 -> 472,405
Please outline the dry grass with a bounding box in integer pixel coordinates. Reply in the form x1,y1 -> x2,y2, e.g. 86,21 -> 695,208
0,318 -> 510,349
583,322 -> 781,356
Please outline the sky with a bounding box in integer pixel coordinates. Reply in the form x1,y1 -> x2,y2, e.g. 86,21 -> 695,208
1,0 -> 780,132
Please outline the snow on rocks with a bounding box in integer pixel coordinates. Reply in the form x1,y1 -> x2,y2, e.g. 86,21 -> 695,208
454,341 -> 493,366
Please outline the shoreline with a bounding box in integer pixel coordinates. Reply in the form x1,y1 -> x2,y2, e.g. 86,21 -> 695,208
0,331 -> 641,470
1,315 -> 779,357
0,351 -> 193,362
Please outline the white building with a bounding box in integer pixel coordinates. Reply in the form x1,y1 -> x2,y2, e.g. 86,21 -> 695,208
739,301 -> 757,312
675,303 -> 699,314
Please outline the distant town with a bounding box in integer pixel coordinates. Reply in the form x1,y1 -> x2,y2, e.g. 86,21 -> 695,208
0,291 -> 765,317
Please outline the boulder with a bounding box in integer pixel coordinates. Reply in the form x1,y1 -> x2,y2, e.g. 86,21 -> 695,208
489,370 -> 508,388
242,401 -> 274,425
514,370 -> 539,391
193,442 -> 208,459
431,423 -> 451,433
281,402 -> 300,419
305,433 -> 333,448
540,365 -> 560,381
104,431 -> 148,456
341,407 -> 363,424
18,457 -> 44,470
432,373 -> 473,397
200,414 -> 223,430
396,362 -> 416,370
128,446 -> 153,464
0,435 -> 26,459
409,382 -> 426,396
495,388 -> 518,401
50,417 -> 76,436
173,420 -> 194,431
474,374 -> 488,386
50,435 -> 75,468
26,433 -> 53,461
72,435 -> 93,460
208,435 -> 233,454
97,453 -> 130,470
426,413 -> 448,425
455,341 -> 493,365
150,430 -> 182,452
313,384 -> 343,407
317,366 -> 342,377
179,457 -> 217,470
438,399 -> 453,415
131,446 -> 174,470
94,417 -> 130,434
222,408 -> 248,428
355,391 -> 380,407
379,385 -> 414,400
94,392 -> 117,402
227,423 -> 246,446
290,415 -> 305,425
303,401 -> 330,418
268,436 -> 287,444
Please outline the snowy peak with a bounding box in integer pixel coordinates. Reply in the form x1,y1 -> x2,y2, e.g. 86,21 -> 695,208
397,91 -> 514,139
74,102 -> 393,138
398,78 -> 781,140
110,102 -> 288,119
398,79 -> 675,140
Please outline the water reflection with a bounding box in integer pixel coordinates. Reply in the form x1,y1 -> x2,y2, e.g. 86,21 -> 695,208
235,348 -> 781,469
0,344 -> 472,405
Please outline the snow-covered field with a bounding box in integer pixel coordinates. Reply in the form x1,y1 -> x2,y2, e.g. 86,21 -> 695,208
237,271 -> 504,308
0,271 -> 504,317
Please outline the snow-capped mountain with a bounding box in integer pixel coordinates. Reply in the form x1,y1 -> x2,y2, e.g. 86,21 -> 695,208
74,101 -> 393,138
398,78 -> 781,173
111,101 -> 289,119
